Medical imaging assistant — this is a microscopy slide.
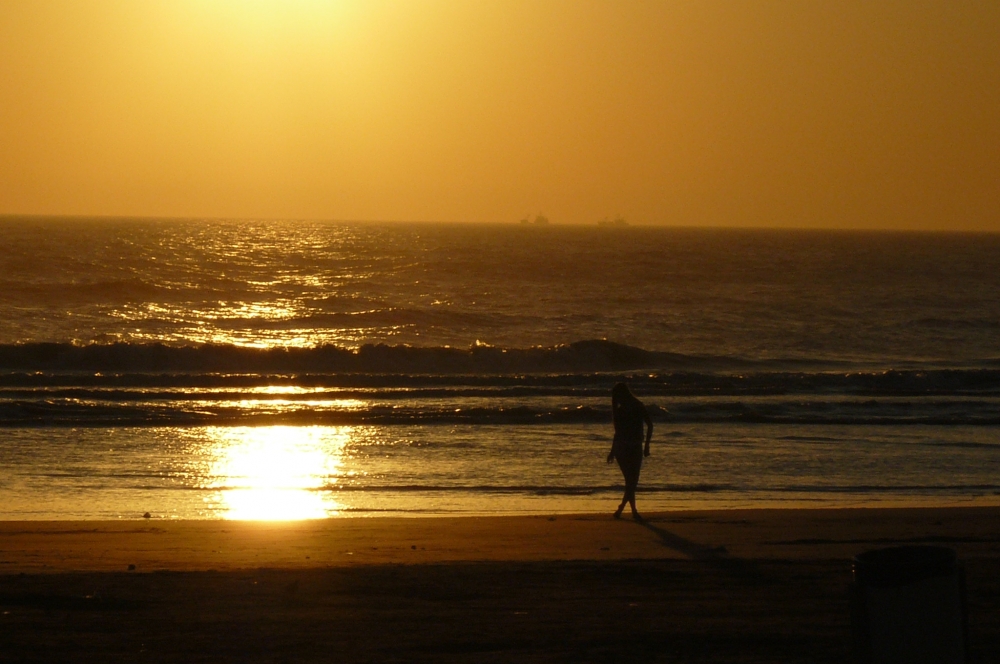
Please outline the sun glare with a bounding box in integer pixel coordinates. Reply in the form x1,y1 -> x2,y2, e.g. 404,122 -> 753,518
206,425 -> 349,520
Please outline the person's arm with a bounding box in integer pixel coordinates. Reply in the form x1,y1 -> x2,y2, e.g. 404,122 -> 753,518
643,408 -> 653,457
608,399 -> 619,463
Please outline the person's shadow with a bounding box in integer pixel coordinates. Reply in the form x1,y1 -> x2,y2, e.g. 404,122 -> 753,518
634,518 -> 728,560
631,517 -> 768,583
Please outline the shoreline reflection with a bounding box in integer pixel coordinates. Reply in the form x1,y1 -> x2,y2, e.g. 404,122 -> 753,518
205,426 -> 350,520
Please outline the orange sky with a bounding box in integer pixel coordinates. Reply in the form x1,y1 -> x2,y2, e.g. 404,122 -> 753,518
1,1 -> 997,229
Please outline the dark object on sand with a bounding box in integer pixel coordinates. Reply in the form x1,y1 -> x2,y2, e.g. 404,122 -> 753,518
851,545 -> 967,664
143,512 -> 151,519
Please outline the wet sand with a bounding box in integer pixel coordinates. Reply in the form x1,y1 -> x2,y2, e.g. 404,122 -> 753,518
1,507 -> 998,662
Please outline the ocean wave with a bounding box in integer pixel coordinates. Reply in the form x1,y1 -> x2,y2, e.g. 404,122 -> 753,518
2,397 -> 999,427
312,482 -> 1000,495
0,278 -> 198,304
911,316 -> 1000,330
0,340 -> 999,395
3,372 -> 998,398
0,400 -> 607,427
774,484 -> 1000,493
315,483 -> 737,495
0,339 -> 695,374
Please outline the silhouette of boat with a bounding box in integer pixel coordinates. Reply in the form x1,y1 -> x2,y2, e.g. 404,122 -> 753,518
521,214 -> 550,225
598,216 -> 628,227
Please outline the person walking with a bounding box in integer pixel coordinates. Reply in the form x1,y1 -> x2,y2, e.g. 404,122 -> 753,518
607,382 -> 653,519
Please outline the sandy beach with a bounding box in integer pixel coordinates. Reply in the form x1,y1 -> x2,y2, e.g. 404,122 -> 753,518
0,506 -> 997,662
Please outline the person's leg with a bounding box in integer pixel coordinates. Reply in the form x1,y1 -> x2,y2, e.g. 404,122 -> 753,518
625,455 -> 642,519
616,452 -> 641,519
621,458 -> 640,518
615,461 -> 631,517
616,474 -> 628,517
625,473 -> 639,518
615,496 -> 626,518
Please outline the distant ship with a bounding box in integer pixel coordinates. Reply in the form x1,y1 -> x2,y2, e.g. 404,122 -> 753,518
598,215 -> 628,227
521,214 -> 550,225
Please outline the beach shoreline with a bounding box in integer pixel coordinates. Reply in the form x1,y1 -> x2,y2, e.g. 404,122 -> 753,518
2,507 -> 998,662
1,505 -> 999,573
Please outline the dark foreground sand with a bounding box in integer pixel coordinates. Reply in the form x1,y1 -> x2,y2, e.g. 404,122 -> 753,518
1,507 -> 998,662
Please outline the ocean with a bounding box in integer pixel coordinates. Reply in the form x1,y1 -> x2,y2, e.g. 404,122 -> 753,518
1,217 -> 998,519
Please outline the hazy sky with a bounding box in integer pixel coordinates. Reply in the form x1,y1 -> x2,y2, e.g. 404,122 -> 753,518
1,1 -> 997,229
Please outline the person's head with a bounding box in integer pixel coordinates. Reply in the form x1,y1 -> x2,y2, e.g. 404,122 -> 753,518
612,382 -> 633,406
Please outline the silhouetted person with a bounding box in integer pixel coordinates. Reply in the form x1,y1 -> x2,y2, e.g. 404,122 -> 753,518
607,382 -> 653,519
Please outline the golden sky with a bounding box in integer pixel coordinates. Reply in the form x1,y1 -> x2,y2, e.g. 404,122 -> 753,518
1,1 -> 997,229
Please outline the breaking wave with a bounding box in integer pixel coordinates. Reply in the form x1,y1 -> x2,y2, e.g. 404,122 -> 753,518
1,340 -> 998,427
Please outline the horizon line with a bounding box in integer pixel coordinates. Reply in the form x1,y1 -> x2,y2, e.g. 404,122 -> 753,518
0,213 -> 996,235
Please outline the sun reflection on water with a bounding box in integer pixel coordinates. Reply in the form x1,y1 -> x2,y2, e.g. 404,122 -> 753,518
205,426 -> 349,520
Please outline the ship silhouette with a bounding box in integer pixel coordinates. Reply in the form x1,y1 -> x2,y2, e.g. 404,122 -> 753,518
598,215 -> 628,227
521,214 -> 549,225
